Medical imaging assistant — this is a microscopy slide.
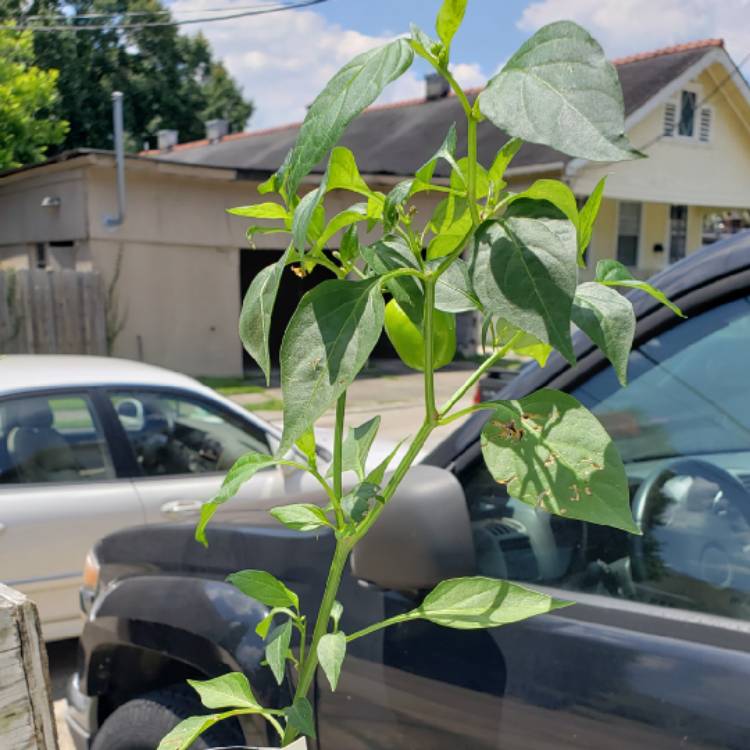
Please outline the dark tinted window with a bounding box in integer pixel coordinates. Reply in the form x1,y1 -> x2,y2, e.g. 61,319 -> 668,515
463,294 -> 750,621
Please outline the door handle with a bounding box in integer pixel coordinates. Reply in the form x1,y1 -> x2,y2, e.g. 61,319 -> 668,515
160,499 -> 203,517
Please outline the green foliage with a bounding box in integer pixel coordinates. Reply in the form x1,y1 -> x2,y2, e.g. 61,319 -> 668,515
481,389 -> 640,533
179,5 -> 689,747
0,29 -> 67,170
418,577 -> 571,628
0,2 -> 252,153
187,673 -> 260,710
572,282 -> 636,385
228,570 -> 299,610
317,631 -> 347,691
279,278 -> 385,453
479,21 -> 642,162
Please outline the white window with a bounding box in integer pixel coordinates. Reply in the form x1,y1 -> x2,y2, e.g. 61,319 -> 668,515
617,201 -> 641,267
664,88 -> 711,142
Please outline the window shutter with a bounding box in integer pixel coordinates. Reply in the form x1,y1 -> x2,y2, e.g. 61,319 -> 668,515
663,102 -> 677,136
699,107 -> 712,142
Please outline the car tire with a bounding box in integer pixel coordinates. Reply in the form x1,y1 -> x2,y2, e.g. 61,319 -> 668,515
91,685 -> 245,750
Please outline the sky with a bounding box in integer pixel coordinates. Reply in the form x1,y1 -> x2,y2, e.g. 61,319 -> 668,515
167,0 -> 750,132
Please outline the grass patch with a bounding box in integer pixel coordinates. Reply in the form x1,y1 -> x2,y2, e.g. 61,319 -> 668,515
199,377 -> 268,397
245,398 -> 284,412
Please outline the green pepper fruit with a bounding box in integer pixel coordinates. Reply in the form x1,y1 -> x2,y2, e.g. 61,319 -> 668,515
384,298 -> 456,371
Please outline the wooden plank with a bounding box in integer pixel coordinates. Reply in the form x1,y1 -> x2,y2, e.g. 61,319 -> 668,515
0,584 -> 58,749
18,271 -> 35,354
57,270 -> 80,354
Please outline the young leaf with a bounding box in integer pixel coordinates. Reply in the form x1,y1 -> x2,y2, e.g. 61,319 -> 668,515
410,23 -> 440,63
157,715 -> 220,750
577,177 -> 606,264
427,202 -> 472,259
341,482 -> 381,523
479,21 -> 642,162
239,247 -> 291,386
228,570 -> 299,610
436,0 -> 467,51
228,202 -> 289,220
266,619 -> 293,685
283,696 -> 317,739
339,224 -> 361,265
188,672 -> 260,710
364,438 -> 406,486
326,147 -> 373,196
488,138 -> 523,187
361,238 -> 422,316
317,631 -> 347,691
481,389 -> 640,533
492,318 -> 553,367
508,179 -> 579,234
434,258 -> 481,313
419,576 -> 571,629
196,452 -> 281,545
279,278 -> 385,452
270,503 -> 332,532
278,39 -> 414,197
469,215 -> 577,363
596,260 -> 685,317
341,416 -> 381,480
292,184 -> 327,253
330,600 -> 344,631
572,282 -> 635,386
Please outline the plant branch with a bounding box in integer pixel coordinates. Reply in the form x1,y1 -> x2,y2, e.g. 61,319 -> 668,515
346,610 -> 421,642
423,277 -> 437,423
332,392 -> 346,528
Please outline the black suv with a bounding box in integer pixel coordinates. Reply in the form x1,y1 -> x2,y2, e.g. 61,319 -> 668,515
69,232 -> 750,749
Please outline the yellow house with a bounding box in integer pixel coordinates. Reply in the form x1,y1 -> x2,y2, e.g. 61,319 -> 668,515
1,38 -> 748,375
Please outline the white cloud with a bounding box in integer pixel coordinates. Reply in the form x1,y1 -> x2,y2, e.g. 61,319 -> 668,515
169,0 -> 488,132
450,62 -> 487,90
517,0 -> 750,68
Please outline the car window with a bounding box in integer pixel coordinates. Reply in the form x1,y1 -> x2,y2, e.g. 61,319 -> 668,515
463,294 -> 750,622
110,391 -> 269,477
0,393 -> 115,484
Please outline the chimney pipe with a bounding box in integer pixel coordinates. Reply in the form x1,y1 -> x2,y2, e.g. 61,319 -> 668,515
425,73 -> 450,101
157,129 -> 179,151
206,118 -> 229,144
105,91 -> 126,228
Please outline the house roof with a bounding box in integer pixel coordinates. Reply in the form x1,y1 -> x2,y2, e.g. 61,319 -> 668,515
147,39 -> 726,179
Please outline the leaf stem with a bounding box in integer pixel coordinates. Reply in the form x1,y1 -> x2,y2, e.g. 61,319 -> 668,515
466,115 -> 481,227
332,392 -> 346,527
423,277 -> 437,423
346,610 -> 421,642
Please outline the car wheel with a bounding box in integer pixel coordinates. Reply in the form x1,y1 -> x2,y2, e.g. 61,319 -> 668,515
91,685 -> 245,750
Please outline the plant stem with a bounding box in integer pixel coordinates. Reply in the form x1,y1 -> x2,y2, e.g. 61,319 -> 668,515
439,332 -> 522,417
423,277 -> 437,423
332,392 -> 346,526
466,114 -> 480,227
281,539 -> 352,746
346,610 -> 421,642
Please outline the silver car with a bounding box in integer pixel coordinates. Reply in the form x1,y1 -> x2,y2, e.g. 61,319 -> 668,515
0,355 -> 338,641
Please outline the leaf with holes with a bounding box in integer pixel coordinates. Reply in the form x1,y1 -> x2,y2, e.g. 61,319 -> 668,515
481,389 -> 639,533
479,21 -> 642,162
572,282 -> 635,385
469,215 -> 577,362
280,278 -> 385,453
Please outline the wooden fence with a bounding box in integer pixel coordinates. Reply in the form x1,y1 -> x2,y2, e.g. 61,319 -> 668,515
0,584 -> 58,749
0,269 -> 107,355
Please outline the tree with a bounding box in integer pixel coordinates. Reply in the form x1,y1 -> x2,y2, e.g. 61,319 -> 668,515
0,28 -> 68,170
0,0 -> 253,153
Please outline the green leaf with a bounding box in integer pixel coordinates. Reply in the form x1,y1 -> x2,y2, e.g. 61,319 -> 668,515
157,715 -> 218,750
280,278 -> 385,452
339,224 -> 361,265
572,282 -> 635,386
361,238 -> 422,317
427,199 -> 472,259
434,258 -> 480,313
270,503 -> 332,532
341,482 -> 381,523
469,215 -> 577,363
266,619 -> 293,685
330,600 -> 344,631
227,202 -> 289,220
317,631 -> 347,691
481,389 -> 639,533
283,696 -> 316,739
488,138 -> 522,187
578,177 -> 606,264
341,416 -> 381,481
292,184 -> 327,253
419,576 -> 570,629
239,247 -> 291,386
188,672 -> 260,710
596,260 -> 685,317
196,452 -> 280,545
436,0 -> 467,50
492,318 -> 552,367
315,205 -> 368,252
295,427 -> 317,468
410,23 -> 440,62
228,569 -> 299,610
326,146 -> 373,196
278,39 -> 414,197
364,439 -> 405,486
479,21 -> 642,162
509,179 -> 579,232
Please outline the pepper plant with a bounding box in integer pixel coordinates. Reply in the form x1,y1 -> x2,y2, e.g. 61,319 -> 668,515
159,2 -> 682,747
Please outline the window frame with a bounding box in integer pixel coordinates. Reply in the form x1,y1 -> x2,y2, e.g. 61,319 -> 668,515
0,387 -> 121,486
615,200 -> 643,267
663,84 -> 710,145
97,385 -> 276,480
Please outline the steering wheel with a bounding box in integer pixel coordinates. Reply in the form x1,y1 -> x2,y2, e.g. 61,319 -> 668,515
630,458 -> 750,586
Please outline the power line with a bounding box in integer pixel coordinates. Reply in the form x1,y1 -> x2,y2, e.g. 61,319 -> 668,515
5,0 -> 326,32
636,48 -> 750,153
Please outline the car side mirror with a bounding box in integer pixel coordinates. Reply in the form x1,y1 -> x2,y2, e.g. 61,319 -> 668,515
350,465 -> 476,590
